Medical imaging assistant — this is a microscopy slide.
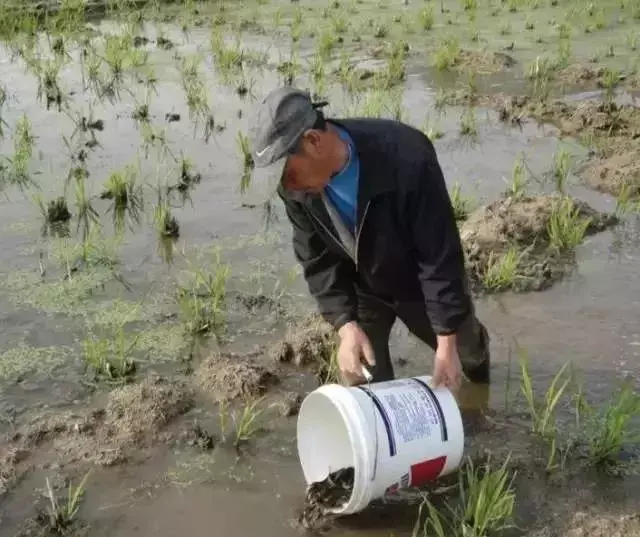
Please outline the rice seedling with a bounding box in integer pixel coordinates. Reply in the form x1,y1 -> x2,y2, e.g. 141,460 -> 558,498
574,382 -> 640,472
318,345 -> 340,384
480,246 -> 525,292
100,165 -> 144,234
601,67 -> 621,110
551,147 -> 572,193
432,37 -> 462,70
526,56 -> 557,100
449,183 -> 475,221
233,397 -> 265,448
4,113 -> 37,189
456,455 -> 517,537
419,6 -> 435,30
167,156 -> 202,206
82,324 -> 137,384
459,107 -> 477,136
210,30 -> 245,81
422,115 -> 444,140
415,455 -> 516,537
34,195 -> 72,226
177,249 -> 230,340
153,198 -> 180,239
237,130 -> 255,194
316,29 -> 337,61
519,347 -> 572,438
42,471 -> 91,533
615,181 -> 640,217
179,54 -> 213,139
504,153 -> 528,199
547,196 -> 592,251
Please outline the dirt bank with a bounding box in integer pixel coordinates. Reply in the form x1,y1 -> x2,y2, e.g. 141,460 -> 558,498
495,96 -> 640,198
1,375 -> 193,497
461,194 -> 617,293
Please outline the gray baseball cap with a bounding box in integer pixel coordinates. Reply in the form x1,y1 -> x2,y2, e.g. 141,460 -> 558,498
248,87 -> 327,192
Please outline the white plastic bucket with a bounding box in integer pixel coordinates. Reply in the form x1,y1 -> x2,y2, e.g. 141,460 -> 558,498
296,376 -> 465,515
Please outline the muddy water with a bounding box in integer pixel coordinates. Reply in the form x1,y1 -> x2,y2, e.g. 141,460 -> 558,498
1,3 -> 640,537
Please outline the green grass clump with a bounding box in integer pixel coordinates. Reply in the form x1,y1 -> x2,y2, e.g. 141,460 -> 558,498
416,455 -> 516,537
575,383 -> 640,472
479,246 -> 525,292
546,197 -> 592,251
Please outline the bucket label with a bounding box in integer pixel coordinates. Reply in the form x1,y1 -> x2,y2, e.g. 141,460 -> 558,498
370,378 -> 448,449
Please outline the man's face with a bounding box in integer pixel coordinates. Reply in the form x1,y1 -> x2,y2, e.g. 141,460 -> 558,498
281,129 -> 336,193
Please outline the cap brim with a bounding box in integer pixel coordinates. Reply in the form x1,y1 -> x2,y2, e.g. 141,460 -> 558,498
249,157 -> 287,203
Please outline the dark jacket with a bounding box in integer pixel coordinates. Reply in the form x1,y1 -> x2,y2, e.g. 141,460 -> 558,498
277,117 -> 471,335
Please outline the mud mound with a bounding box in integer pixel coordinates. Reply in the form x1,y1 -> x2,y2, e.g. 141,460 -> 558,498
270,314 -> 335,367
194,352 -> 278,402
461,194 -> 615,293
0,375 -> 194,482
103,375 -> 194,446
582,148 -> 640,197
496,95 -> 640,138
562,512 -> 640,537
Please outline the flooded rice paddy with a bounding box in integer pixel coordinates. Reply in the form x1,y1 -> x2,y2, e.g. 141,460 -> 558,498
0,0 -> 639,536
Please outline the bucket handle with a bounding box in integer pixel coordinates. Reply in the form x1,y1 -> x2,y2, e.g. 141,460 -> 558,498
360,365 -> 379,483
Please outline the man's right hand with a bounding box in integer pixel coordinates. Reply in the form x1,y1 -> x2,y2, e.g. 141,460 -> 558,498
336,321 -> 376,386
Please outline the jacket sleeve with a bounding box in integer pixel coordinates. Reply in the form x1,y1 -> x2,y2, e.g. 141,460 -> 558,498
280,194 -> 358,331
405,140 -> 472,335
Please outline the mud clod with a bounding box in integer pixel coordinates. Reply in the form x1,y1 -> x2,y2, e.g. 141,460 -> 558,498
582,150 -> 640,198
194,352 -> 279,402
276,392 -> 303,417
271,315 -> 335,367
297,467 -> 354,531
562,512 -> 640,537
461,194 -> 616,293
104,375 -> 194,446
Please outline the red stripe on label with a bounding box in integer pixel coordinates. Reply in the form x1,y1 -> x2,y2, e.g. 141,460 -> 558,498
409,455 -> 447,488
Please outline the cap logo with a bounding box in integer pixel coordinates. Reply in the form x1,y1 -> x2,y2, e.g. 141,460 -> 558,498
255,145 -> 271,158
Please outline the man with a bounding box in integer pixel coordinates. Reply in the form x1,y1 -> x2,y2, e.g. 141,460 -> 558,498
248,87 -> 490,390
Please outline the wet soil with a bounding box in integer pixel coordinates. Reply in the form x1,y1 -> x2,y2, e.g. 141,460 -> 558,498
194,351 -> 279,402
297,467 -> 355,531
495,96 -> 640,198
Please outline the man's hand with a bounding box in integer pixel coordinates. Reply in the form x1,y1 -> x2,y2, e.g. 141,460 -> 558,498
432,334 -> 463,391
337,321 -> 376,385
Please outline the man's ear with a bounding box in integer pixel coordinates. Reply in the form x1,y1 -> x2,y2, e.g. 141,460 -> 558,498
301,129 -> 322,150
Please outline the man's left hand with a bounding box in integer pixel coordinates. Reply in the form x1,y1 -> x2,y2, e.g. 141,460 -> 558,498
432,340 -> 463,391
